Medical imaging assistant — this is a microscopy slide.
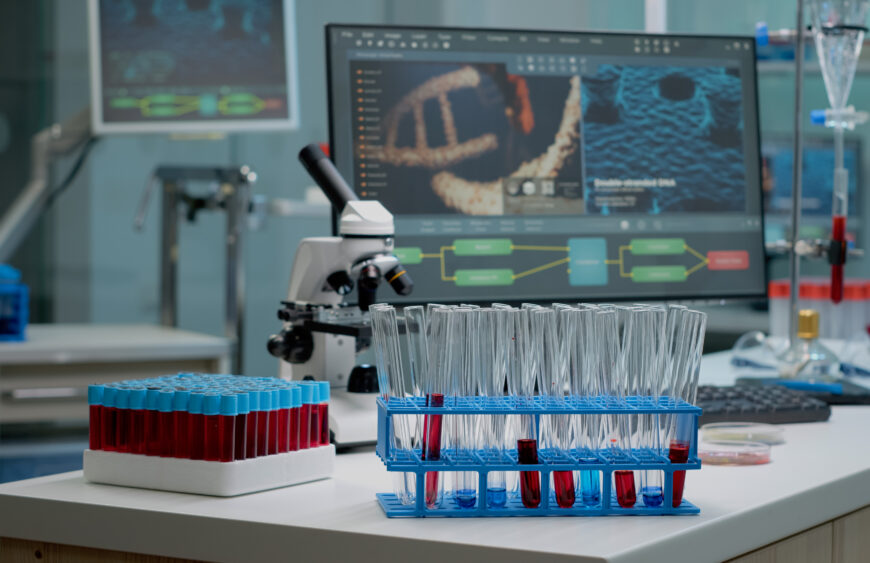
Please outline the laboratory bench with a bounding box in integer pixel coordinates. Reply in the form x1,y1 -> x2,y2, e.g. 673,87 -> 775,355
1,353 -> 869,563
0,324 -> 230,424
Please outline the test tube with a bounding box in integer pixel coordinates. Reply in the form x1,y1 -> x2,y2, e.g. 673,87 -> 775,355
144,388 -> 161,457
88,385 -> 103,450
306,383 -> 321,447
158,390 -> 174,457
203,393 -> 221,462
419,307 -> 450,508
480,308 -> 508,508
257,389 -> 271,456
278,387 -> 291,453
188,392 -> 205,460
516,307 -> 541,509
219,394 -> 237,462
269,388 -> 280,454
453,308 -> 479,509
114,388 -> 131,454
289,385 -> 301,451
246,389 -> 258,458
128,388 -> 146,454
173,390 -> 191,459
318,381 -> 330,446
100,386 -> 118,452
235,391 -> 248,461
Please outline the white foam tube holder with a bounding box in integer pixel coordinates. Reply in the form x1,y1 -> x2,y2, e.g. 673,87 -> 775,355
83,445 -> 335,497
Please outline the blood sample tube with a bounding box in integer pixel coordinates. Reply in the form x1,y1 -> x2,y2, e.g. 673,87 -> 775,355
317,381 -> 330,446
100,386 -> 117,452
114,388 -> 130,453
299,384 -> 312,450
158,390 -> 174,457
234,391 -> 248,461
308,384 -> 321,447
144,388 -> 161,456
188,392 -> 206,460
246,389 -> 259,458
517,438 -> 541,508
289,385 -> 301,451
173,390 -> 191,458
88,385 -> 104,450
204,393 -> 221,462
269,388 -> 280,455
218,394 -> 237,462
257,389 -> 270,457
277,388 -> 291,453
128,388 -> 146,454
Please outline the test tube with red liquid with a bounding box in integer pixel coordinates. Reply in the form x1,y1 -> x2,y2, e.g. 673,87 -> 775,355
304,383 -> 321,447
289,385 -> 301,451
100,387 -> 118,452
257,389 -> 271,456
268,388 -> 281,455
203,394 -> 222,462
88,385 -> 104,450
246,389 -> 259,458
277,388 -> 291,453
188,392 -> 206,460
128,388 -> 146,454
218,394 -> 237,462
157,390 -> 175,457
299,384 -> 313,449
317,381 -> 330,446
114,388 -> 131,453
144,389 -> 162,457
517,438 -> 541,508
172,390 -> 191,458
421,393 -> 444,508
234,391 -> 248,461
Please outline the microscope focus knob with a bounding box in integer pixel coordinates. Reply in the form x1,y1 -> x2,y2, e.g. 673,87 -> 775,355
347,364 -> 379,393
267,327 -> 314,364
326,270 -> 354,295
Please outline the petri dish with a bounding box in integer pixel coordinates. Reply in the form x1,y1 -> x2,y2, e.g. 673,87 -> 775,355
699,440 -> 771,466
701,422 -> 785,445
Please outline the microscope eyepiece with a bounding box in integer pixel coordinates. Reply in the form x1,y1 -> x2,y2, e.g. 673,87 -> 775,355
385,265 -> 413,296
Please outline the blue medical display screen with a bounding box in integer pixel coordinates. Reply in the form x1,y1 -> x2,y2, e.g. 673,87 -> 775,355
327,25 -> 766,303
94,0 -> 291,129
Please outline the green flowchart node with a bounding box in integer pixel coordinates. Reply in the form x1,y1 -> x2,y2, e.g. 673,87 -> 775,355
455,269 -> 514,286
393,247 -> 423,265
453,238 -> 513,256
630,238 -> 686,255
632,265 -> 687,282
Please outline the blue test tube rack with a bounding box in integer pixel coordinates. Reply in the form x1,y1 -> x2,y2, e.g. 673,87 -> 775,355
375,395 -> 702,518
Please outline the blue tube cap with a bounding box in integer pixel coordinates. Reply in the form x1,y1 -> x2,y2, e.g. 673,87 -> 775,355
158,390 -> 174,413
88,385 -> 104,406
317,381 -> 330,403
102,386 -> 117,408
129,388 -> 146,410
279,388 -> 291,409
291,386 -> 302,408
810,109 -> 827,125
204,393 -> 221,416
220,394 -> 238,416
173,390 -> 190,412
237,392 -> 250,415
300,383 -> 315,405
188,392 -> 205,415
145,388 -> 161,410
258,389 -> 272,411
115,388 -> 130,409
271,388 -> 280,410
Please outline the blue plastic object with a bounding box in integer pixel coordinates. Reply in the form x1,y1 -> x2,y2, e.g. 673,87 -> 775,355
220,394 -> 238,416
755,22 -> 769,46
375,395 -> 702,518
0,264 -> 28,341
810,109 -> 827,125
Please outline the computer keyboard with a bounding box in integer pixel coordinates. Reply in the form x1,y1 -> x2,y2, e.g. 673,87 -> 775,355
696,385 -> 832,425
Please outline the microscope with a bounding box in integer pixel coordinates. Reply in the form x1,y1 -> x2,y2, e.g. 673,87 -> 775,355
267,144 -> 412,446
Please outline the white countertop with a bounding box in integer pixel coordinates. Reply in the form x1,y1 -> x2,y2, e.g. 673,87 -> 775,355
0,324 -> 229,364
1,352 -> 868,562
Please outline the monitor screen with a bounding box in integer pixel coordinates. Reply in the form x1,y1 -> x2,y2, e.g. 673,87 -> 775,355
327,25 -> 767,304
88,0 -> 298,133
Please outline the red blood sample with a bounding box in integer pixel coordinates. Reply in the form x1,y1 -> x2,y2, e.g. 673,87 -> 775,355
246,410 -> 258,458
219,414 -> 235,463
831,215 -> 846,303
188,392 -> 206,460
159,411 -> 174,457
89,404 -> 102,450
553,471 -> 576,508
422,393 -> 444,508
145,410 -> 161,456
278,408 -> 290,453
669,441 -> 691,507
299,404 -> 311,450
100,387 -> 117,452
309,404 -> 321,447
115,406 -> 130,453
129,408 -> 145,454
268,410 -> 280,455
257,409 -> 270,456
174,411 -> 190,458
517,438 -> 541,508
234,413 -> 247,460
614,470 -> 637,508
319,403 -> 329,446
205,414 -> 221,461
289,406 -> 300,451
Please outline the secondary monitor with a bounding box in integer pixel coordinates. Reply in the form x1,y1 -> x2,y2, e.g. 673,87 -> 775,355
327,25 -> 767,304
88,0 -> 298,134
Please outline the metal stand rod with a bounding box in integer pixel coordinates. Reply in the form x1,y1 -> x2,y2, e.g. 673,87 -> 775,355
225,179 -> 250,374
787,0 -> 805,347
160,181 -> 179,328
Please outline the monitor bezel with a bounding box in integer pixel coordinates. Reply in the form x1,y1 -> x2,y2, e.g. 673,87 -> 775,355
88,0 -> 300,134
326,23 -> 768,305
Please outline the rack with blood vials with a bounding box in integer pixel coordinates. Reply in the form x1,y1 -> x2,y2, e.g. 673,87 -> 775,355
83,374 -> 334,497
375,395 -> 702,517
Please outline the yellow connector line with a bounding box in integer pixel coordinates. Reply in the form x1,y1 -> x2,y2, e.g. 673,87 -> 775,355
510,245 -> 570,252
440,246 -> 456,281
513,257 -> 570,280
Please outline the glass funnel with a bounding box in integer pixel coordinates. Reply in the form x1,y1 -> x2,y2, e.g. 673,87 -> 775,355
810,0 -> 868,112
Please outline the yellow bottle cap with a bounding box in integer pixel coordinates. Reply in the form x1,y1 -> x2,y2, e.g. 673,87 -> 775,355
798,309 -> 820,339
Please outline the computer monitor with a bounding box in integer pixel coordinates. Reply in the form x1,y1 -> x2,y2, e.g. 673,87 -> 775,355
88,0 -> 298,134
327,25 -> 767,304
762,135 -> 861,242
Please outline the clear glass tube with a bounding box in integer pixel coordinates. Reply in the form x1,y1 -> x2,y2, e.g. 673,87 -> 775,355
569,307 -> 601,505
450,307 -> 479,508
480,308 -> 508,508
421,306 -> 452,508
